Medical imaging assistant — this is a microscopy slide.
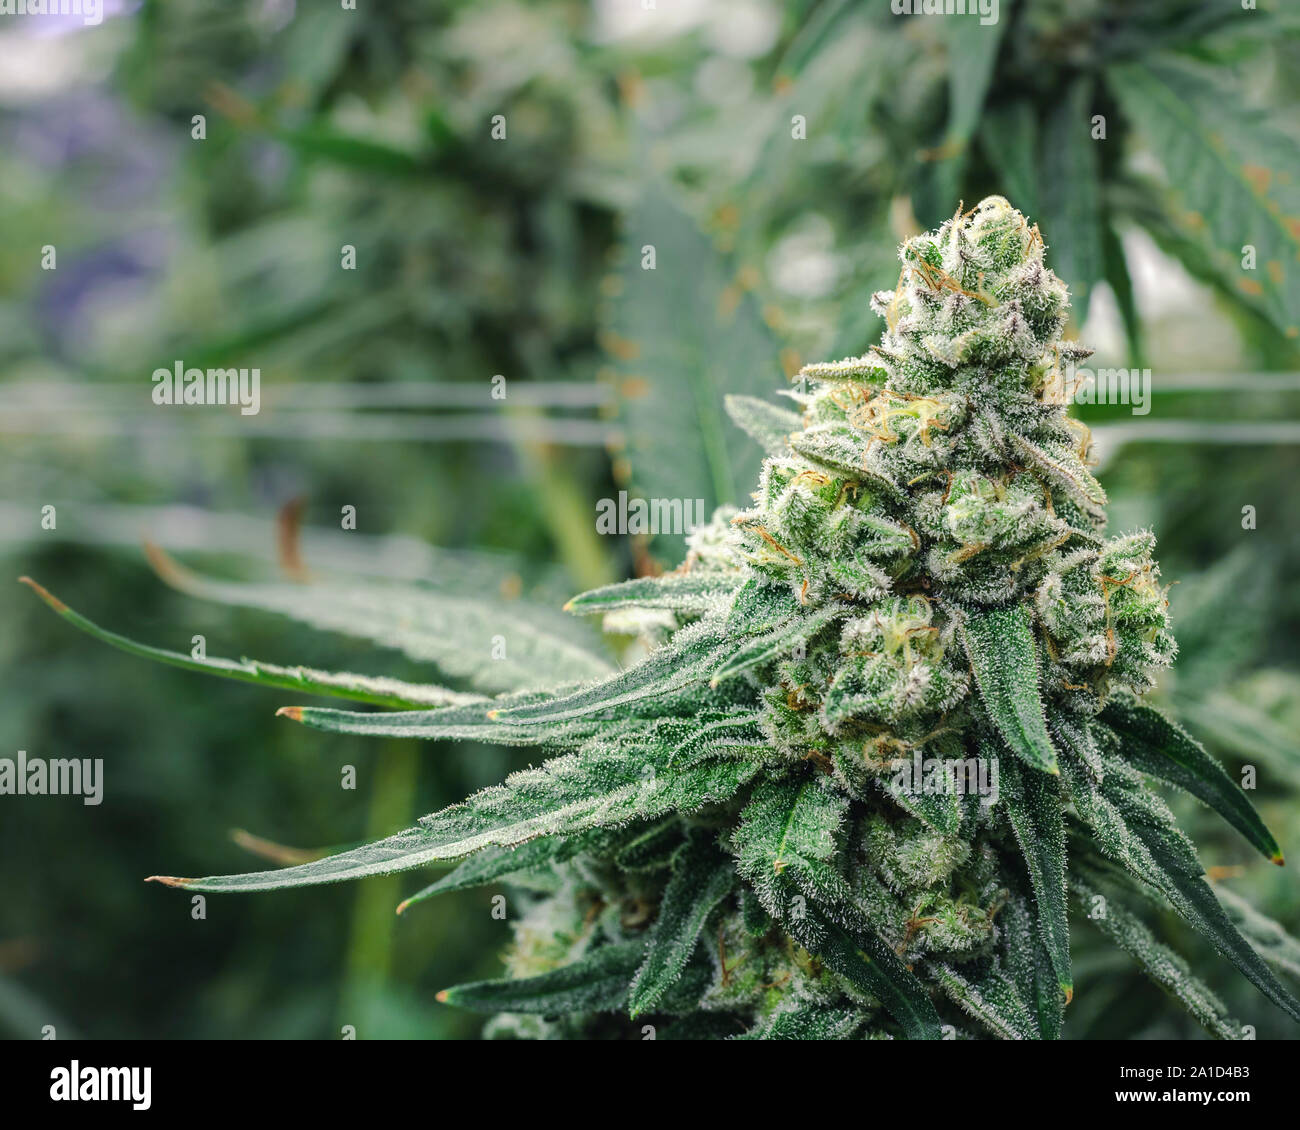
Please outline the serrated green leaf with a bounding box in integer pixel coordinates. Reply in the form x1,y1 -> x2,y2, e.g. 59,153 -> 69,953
1134,829 -> 1300,1024
961,605 -> 1058,775
914,17 -> 1008,224
787,424 -> 905,502
1023,900 -> 1065,1039
979,102 -> 1039,219
873,772 -> 962,836
1102,221 -> 1144,365
144,546 -> 612,693
724,394 -> 801,458
665,710 -> 768,768
733,778 -> 849,913
795,356 -> 887,384
942,20 -> 1007,161
1111,56 -> 1300,338
279,686 -> 608,744
19,577 -> 470,709
1102,694 -> 1283,865
726,577 -> 802,634
1049,708 -> 1106,780
995,897 -> 1054,1039
1007,432 -> 1106,524
151,745 -> 762,893
629,835 -> 735,1017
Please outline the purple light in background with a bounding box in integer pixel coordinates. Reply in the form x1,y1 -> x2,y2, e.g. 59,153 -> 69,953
8,0 -> 137,39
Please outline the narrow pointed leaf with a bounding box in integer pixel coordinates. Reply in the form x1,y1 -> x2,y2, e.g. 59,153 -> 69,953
1008,432 -> 1106,523
628,836 -> 735,1017
733,779 -> 849,913
396,839 -> 567,914
279,692 -> 605,746
929,959 -> 1037,1040
440,941 -> 642,1014
1029,915 -> 1065,1039
999,751 -> 1072,997
1133,829 -> 1300,1024
1214,884 -> 1300,981
1064,757 -> 1300,1023
20,577 -> 471,709
710,608 -> 838,686
791,906 -> 943,1041
1101,694 -> 1282,864
665,711 -> 768,767
492,621 -> 732,725
873,773 -> 962,835
150,748 -> 761,893
787,424 -> 905,502
996,895 -> 1059,1038
565,574 -> 739,616
1073,878 -> 1241,1040
961,604 -> 1058,774
726,578 -> 802,634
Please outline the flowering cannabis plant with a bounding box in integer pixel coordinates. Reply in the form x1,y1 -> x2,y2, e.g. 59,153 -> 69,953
27,198 -> 1300,1040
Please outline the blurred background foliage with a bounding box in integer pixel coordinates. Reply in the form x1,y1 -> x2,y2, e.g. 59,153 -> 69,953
1,0 -> 1298,1039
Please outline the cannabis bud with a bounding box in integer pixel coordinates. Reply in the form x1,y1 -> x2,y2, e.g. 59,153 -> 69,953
31,197 -> 1299,1039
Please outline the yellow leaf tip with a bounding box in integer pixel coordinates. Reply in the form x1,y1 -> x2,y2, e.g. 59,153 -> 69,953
1063,984 -> 1074,1006
435,990 -> 449,1004
1272,852 -> 1285,867
276,706 -> 304,722
18,576 -> 68,614
395,899 -> 412,916
142,539 -> 191,589
145,875 -> 192,888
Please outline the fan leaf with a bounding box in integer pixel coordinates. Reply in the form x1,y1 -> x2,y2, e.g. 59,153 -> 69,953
20,578 -> 470,709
